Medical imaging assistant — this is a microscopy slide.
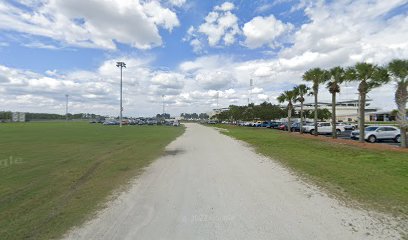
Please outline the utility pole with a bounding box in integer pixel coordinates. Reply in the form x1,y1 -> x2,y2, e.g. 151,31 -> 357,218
65,94 -> 69,121
116,62 -> 126,127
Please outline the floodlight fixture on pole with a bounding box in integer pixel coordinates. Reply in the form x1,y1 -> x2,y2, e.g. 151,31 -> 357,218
116,62 -> 126,127
65,94 -> 69,121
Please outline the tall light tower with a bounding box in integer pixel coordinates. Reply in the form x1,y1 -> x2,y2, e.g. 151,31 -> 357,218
65,94 -> 69,121
116,62 -> 126,127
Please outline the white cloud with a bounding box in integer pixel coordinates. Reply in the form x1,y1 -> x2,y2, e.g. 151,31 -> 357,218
214,2 -> 235,12
257,94 -> 269,101
144,1 -> 180,31
280,0 -> 408,66
168,0 -> 186,7
149,72 -> 185,95
197,2 -> 240,47
195,71 -> 236,90
184,26 -> 205,54
252,87 -> 264,94
190,39 -> 204,54
0,0 -> 180,50
0,57 -> 187,116
255,3 -> 274,13
22,42 -> 60,50
243,15 -> 293,49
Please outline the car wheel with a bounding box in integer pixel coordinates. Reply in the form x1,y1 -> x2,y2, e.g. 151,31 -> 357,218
395,135 -> 401,143
368,135 -> 377,143
310,129 -> 316,135
336,129 -> 341,135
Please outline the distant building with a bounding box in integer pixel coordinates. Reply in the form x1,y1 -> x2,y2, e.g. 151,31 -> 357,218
12,112 -> 26,122
368,111 -> 396,122
208,108 -> 230,118
294,100 -> 378,122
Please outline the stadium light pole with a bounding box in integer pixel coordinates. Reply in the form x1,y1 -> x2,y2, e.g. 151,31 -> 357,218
116,62 -> 126,127
65,94 -> 69,121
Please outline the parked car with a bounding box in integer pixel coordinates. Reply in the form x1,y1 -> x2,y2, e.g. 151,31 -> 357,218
351,126 -> 401,143
290,122 -> 301,132
302,122 -> 345,135
278,123 -> 288,130
261,121 -> 271,128
173,121 -> 180,127
269,121 -> 282,129
337,122 -> 356,130
103,120 -> 119,125
146,119 -> 157,125
253,121 -> 262,127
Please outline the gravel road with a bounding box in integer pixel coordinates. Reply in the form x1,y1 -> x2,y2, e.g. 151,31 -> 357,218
64,123 -> 402,240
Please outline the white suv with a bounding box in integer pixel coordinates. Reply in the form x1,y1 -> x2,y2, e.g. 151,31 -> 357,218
302,122 -> 345,135
351,126 -> 401,143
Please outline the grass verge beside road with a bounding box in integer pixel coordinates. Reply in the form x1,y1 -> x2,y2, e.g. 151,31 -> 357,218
213,124 -> 408,219
0,122 -> 184,240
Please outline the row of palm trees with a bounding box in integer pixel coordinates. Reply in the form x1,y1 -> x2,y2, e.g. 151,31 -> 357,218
277,59 -> 408,148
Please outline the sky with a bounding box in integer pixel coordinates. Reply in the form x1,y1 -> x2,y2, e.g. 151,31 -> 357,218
0,0 -> 408,117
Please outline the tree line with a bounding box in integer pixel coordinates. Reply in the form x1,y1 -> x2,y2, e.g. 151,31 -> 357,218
181,113 -> 209,120
0,111 -> 104,121
213,102 -> 331,122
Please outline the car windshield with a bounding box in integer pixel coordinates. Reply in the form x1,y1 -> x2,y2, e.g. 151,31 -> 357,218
365,127 -> 379,131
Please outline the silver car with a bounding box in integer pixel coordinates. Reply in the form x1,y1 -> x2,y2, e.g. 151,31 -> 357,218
351,126 -> 401,143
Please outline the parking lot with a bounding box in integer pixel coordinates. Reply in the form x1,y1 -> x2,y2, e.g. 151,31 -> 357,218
217,121 -> 402,148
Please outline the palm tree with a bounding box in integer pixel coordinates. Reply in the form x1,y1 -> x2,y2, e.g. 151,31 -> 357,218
388,59 -> 408,148
345,63 -> 389,143
327,67 -> 346,139
293,84 -> 310,134
278,90 -> 296,132
302,68 -> 330,136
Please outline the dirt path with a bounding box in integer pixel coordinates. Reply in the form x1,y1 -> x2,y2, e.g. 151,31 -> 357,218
63,123 -> 401,240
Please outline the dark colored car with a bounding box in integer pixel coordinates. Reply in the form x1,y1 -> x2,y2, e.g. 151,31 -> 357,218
103,120 -> 119,125
261,121 -> 271,128
270,121 -> 282,129
290,122 -> 301,132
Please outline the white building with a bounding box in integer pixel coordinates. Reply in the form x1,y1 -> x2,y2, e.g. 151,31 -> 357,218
12,112 -> 26,122
208,108 -> 230,118
294,100 -> 377,122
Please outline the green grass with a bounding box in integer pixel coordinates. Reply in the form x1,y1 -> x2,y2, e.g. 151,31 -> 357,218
0,122 -> 184,240
213,124 -> 408,218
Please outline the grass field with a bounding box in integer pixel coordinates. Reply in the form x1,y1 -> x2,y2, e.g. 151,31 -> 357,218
213,124 -> 408,218
0,122 -> 184,240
